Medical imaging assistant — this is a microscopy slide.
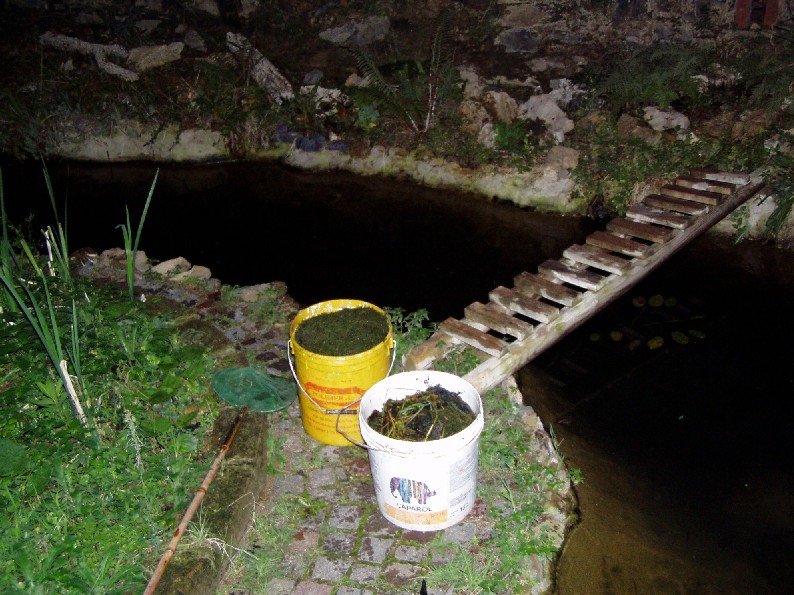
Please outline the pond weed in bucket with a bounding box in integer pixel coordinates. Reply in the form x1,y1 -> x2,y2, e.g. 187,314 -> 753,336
288,299 -> 394,446
359,371 -> 484,531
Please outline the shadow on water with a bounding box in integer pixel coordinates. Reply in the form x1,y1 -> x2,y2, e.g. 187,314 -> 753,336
4,160 -> 793,593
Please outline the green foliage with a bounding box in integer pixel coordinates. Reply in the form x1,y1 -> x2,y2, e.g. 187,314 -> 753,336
423,389 -> 569,593
494,119 -> 532,153
587,44 -> 710,113
570,120 -> 768,215
0,172 -> 221,593
763,133 -> 794,240
384,307 -> 435,369
120,170 -> 157,303
346,11 -> 457,135
731,38 -> 794,116
0,277 -> 219,593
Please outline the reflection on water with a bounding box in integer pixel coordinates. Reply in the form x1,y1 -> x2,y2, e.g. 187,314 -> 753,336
521,236 -> 794,594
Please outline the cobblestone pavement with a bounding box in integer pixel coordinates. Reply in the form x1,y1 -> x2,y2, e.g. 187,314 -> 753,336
257,402 -> 489,595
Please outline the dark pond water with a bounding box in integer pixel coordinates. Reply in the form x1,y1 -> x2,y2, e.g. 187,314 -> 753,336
1,160 -> 591,320
520,237 -> 794,594
3,160 -> 792,593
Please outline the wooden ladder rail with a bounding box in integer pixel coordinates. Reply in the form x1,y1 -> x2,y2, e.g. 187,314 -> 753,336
404,171 -> 765,395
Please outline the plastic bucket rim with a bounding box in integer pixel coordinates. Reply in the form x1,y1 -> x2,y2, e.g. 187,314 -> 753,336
358,371 -> 484,454
290,299 -> 393,362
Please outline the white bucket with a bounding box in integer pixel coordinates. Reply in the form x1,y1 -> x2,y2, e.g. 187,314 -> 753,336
359,371 -> 485,531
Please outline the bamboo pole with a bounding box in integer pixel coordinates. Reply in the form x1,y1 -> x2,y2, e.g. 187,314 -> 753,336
143,406 -> 248,595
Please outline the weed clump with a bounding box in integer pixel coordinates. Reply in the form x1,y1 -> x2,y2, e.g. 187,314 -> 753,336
367,385 -> 476,441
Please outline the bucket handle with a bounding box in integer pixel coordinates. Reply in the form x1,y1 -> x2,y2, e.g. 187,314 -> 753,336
335,399 -> 369,449
286,339 -> 397,417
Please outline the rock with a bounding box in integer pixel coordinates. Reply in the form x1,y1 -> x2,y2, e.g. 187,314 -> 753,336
617,113 -> 662,144
544,146 -> 580,171
549,79 -> 586,108
457,99 -> 490,134
75,11 -> 103,25
477,123 -> 496,149
344,73 -> 369,88
136,20 -> 162,36
482,91 -> 518,124
319,16 -> 390,46
191,0 -> 220,17
495,28 -> 538,53
273,124 -> 300,145
302,69 -> 323,85
173,265 -> 212,281
735,108 -> 772,137
299,85 -> 348,116
698,110 -> 737,139
226,32 -> 293,103
127,42 -> 184,72
518,93 -> 574,143
643,106 -> 690,135
153,256 -> 191,276
499,3 -> 546,28
458,66 -> 485,100
296,134 -> 325,152
184,29 -> 206,52
326,140 -> 350,153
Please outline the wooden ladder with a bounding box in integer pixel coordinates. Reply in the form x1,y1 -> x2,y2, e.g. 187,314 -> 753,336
403,170 -> 765,394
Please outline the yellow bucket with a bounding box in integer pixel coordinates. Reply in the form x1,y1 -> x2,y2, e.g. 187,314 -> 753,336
288,299 -> 395,446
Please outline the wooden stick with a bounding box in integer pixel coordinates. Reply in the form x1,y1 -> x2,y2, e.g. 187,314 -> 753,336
143,406 -> 248,595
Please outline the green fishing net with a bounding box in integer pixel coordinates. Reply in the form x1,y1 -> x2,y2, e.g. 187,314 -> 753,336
211,367 -> 295,412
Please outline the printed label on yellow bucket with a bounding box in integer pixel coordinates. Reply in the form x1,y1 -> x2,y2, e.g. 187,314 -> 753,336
303,382 -> 365,411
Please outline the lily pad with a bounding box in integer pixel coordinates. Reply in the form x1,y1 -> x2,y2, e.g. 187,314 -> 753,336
211,367 -> 296,412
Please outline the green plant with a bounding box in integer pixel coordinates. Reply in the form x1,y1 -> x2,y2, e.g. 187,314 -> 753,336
763,134 -> 794,240
384,307 -> 435,368
346,11 -> 456,135
587,43 -> 710,113
1,192 -> 89,429
421,387 -> 570,593
0,170 -> 225,593
120,170 -> 158,302
570,119 -> 767,215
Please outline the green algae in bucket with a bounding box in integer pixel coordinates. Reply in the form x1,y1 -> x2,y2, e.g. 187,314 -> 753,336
294,306 -> 390,356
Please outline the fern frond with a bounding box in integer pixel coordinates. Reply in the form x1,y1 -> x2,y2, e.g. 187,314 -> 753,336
346,46 -> 419,131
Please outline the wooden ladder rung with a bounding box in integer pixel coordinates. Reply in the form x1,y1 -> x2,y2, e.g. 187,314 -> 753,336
489,286 -> 560,324
644,193 -> 709,216
401,330 -> 458,371
514,271 -> 582,307
439,317 -> 506,357
660,184 -> 723,205
627,204 -> 693,229
606,218 -> 675,243
689,169 -> 750,186
586,230 -> 650,257
539,259 -> 607,291
674,175 -> 735,195
464,302 -> 533,340
563,244 -> 631,275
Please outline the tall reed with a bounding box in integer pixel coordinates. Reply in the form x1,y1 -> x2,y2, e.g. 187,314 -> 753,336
121,170 -> 158,302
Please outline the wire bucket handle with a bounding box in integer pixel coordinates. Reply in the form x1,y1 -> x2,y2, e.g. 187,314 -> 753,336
287,339 -> 397,416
